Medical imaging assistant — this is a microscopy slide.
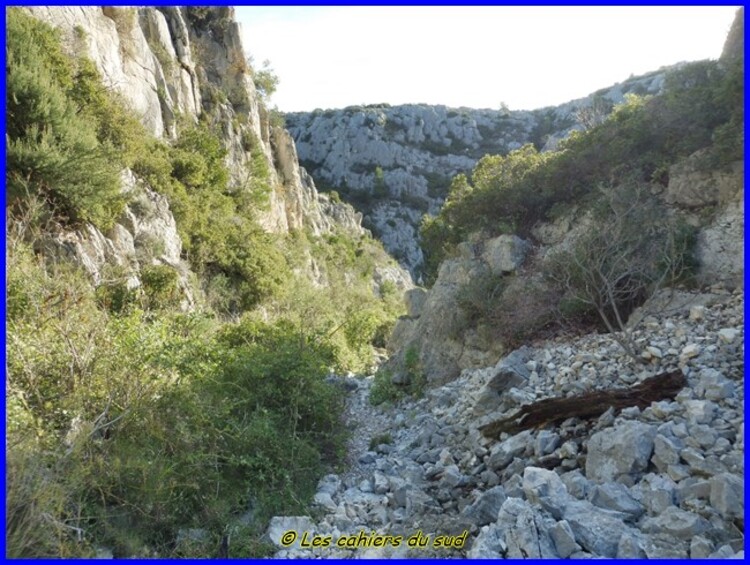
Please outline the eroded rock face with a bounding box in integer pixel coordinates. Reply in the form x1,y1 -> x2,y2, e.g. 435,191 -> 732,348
385,234 -> 532,386
25,7 -> 407,300
40,170 -> 196,310
286,71 -> 668,274
696,191 -> 744,289
665,151 -> 742,208
386,254 -> 491,386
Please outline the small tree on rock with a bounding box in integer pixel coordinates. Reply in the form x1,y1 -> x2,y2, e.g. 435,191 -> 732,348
544,181 -> 695,361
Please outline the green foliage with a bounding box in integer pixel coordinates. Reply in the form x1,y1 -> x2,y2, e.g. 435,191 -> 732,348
140,265 -> 182,310
368,433 -> 393,451
456,270 -> 506,323
6,237 -> 348,557
373,166 -> 388,198
251,58 -> 279,101
95,267 -> 139,314
5,9 -> 407,558
369,369 -> 402,406
369,346 -> 425,406
131,120 -> 285,312
421,58 -> 743,282
270,230 -> 404,374
6,9 -> 124,230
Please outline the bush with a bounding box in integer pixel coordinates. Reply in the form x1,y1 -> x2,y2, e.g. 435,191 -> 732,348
543,183 -> 697,360
369,346 -> 425,406
421,58 -> 742,283
140,264 -> 182,310
5,10 -> 139,230
6,236 -> 349,557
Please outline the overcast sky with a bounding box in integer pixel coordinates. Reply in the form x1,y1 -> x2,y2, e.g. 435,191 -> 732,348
235,6 -> 739,112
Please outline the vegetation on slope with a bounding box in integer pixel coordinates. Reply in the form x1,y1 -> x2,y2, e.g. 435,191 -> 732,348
5,9 -> 401,557
421,57 -> 743,283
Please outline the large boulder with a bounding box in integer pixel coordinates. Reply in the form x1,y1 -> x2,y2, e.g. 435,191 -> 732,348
481,234 -> 531,275
665,151 -> 742,209
473,348 -> 531,416
586,421 -> 657,483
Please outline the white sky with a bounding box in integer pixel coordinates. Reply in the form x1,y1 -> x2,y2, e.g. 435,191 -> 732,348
235,6 -> 740,112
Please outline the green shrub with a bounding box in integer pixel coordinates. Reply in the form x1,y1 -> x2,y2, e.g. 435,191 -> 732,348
456,270 -> 506,324
6,9 -> 133,230
369,346 -> 425,406
369,369 -> 403,406
368,433 -> 393,450
6,237 -> 349,557
140,265 -> 182,310
420,57 -> 742,283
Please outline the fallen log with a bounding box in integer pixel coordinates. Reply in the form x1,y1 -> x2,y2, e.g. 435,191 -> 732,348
478,370 -> 687,438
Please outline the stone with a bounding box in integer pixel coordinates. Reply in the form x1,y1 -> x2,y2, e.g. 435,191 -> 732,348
487,430 -> 532,471
653,434 -> 684,470
709,545 -> 743,558
438,464 -> 465,489
717,328 -> 740,344
358,452 -> 376,465
496,497 -> 555,558
690,536 -> 714,558
265,516 -> 316,549
680,447 -> 720,476
317,474 -> 341,495
564,500 -> 630,557
479,469 -> 500,488
404,288 -> 428,318
559,440 -> 578,459
467,524 -> 506,558
680,343 -> 701,360
689,305 -> 706,321
481,234 -> 530,275
616,532 -> 646,558
313,492 -> 337,512
461,485 -> 507,526
586,421 -> 657,483
503,474 -> 524,499
642,533 -> 689,558
633,473 -> 676,515
588,483 -> 644,520
697,368 -> 735,401
534,430 -> 561,457
642,506 -> 709,539
709,472 -> 744,520
549,520 -> 579,558
683,399 -> 717,424
560,470 -> 590,500
372,472 -> 389,495
473,348 -> 531,416
522,467 -> 569,519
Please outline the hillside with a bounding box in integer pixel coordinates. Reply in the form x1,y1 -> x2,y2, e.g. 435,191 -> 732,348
286,70 -> 668,275
5,5 -> 744,560
6,6 -> 409,557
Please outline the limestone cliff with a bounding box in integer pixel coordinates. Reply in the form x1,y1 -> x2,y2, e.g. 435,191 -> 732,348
286,70 -> 668,275
25,7 -> 401,300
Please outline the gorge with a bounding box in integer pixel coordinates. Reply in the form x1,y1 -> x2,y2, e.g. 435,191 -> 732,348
5,6 -> 744,559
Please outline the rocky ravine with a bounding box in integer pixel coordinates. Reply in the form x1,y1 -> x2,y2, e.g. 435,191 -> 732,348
27,7 -> 413,300
266,289 -> 743,559
286,70 -> 669,275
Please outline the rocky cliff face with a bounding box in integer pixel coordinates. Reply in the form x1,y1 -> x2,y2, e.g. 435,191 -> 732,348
286,70 -> 668,275
26,6 -> 393,299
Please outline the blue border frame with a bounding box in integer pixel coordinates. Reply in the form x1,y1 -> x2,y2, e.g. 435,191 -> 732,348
0,0 -> 750,563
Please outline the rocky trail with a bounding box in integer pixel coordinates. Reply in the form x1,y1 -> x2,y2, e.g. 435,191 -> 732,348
266,288 -> 744,559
